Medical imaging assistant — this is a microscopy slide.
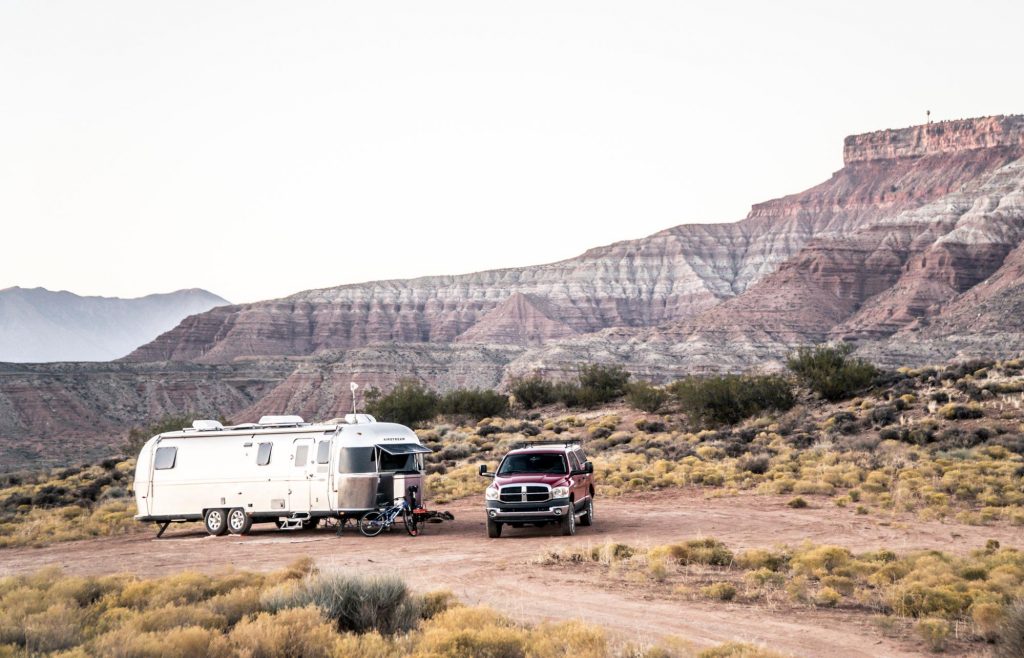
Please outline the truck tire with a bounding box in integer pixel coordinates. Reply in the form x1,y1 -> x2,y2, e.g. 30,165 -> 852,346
204,508 -> 228,536
227,508 -> 252,535
578,498 -> 594,527
559,509 -> 576,536
487,518 -> 503,538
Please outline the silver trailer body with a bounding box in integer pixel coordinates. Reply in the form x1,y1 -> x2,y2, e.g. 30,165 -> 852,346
133,416 -> 431,524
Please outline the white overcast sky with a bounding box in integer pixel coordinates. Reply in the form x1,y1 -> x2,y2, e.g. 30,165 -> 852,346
2,1 -> 1022,303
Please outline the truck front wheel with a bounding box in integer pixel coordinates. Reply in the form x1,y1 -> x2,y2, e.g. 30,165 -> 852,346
578,498 -> 594,527
559,509 -> 576,536
487,518 -> 503,538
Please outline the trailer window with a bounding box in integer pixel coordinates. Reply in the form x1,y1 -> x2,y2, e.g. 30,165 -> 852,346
154,447 -> 177,470
378,449 -> 420,473
316,440 -> 331,464
337,447 -> 374,474
256,443 -> 272,466
294,445 -> 309,467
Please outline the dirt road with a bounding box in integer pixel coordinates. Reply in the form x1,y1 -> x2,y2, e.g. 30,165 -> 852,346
1,489 -> 1016,657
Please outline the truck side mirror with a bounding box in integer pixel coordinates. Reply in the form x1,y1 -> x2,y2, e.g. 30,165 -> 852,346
584,461 -> 594,474
478,464 -> 488,476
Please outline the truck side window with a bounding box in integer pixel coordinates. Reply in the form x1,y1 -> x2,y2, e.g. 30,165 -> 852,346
256,443 -> 272,466
154,447 -> 177,470
294,445 -> 309,467
568,452 -> 582,471
316,441 -> 330,464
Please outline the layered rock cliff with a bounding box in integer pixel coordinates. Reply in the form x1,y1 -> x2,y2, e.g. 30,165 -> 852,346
126,115 -> 1024,365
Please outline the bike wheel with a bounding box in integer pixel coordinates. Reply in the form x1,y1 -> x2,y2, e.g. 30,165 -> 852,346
403,509 -> 419,537
359,511 -> 386,537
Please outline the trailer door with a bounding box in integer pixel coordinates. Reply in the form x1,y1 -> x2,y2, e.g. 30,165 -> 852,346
290,437 -> 315,513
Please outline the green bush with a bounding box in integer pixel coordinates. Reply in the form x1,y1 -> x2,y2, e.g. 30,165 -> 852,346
576,364 -> 631,404
669,374 -> 794,426
626,381 -> 671,413
263,572 -> 420,636
787,344 -> 878,401
438,389 -> 509,420
509,376 -> 558,409
364,380 -> 439,427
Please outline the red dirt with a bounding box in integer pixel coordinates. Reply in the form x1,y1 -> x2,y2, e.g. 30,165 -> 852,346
1,489 -> 1016,657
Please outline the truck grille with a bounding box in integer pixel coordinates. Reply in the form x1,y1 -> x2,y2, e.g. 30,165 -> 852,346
499,485 -> 550,503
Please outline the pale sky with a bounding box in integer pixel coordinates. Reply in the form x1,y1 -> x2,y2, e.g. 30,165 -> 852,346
2,1 -> 1022,303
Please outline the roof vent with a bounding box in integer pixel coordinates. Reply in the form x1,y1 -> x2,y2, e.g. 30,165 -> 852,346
344,414 -> 377,424
258,415 -> 306,426
191,420 -> 224,431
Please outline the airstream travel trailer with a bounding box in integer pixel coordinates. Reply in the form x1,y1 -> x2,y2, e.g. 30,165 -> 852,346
133,414 -> 432,536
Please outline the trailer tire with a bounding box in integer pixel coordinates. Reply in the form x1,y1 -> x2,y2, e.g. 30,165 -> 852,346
227,508 -> 252,535
486,518 -> 503,538
204,508 -> 228,536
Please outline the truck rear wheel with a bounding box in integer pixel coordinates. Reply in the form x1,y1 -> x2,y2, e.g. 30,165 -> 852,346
559,509 -> 576,536
486,518 -> 503,538
227,508 -> 252,535
204,508 -> 228,536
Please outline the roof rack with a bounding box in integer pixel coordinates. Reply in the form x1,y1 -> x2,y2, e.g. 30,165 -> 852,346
511,439 -> 582,450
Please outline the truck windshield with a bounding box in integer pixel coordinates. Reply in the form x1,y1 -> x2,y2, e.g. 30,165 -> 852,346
498,453 -> 566,475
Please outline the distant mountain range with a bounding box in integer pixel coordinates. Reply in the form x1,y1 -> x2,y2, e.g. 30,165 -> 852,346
0,287 -> 228,362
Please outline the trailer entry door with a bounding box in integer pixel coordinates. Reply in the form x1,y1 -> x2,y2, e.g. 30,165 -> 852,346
291,437 -> 315,513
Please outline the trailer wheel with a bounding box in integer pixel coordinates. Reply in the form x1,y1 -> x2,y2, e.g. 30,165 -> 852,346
204,508 -> 228,536
227,508 -> 252,535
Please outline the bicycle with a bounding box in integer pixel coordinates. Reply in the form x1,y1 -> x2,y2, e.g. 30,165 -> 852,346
358,497 -> 419,537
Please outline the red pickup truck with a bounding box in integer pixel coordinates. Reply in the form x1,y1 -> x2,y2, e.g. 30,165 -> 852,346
478,440 -> 595,538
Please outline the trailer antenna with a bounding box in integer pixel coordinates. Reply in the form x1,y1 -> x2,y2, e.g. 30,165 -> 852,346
350,382 -> 359,413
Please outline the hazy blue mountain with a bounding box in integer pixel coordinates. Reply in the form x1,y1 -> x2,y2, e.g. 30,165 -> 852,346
0,287 -> 228,362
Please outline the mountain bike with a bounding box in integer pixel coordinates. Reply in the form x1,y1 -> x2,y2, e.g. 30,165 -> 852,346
358,497 -> 419,537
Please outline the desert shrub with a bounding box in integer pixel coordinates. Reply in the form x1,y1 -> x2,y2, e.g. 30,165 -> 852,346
657,538 -> 733,566
365,380 -> 440,427
996,601 -> 1024,658
635,419 -> 667,433
414,606 -> 527,658
939,403 -> 984,421
916,618 -> 950,652
576,364 -> 631,405
438,389 -> 509,421
670,375 -> 794,426
699,642 -> 788,658
870,405 -> 899,427
263,572 -> 420,636
738,454 -> 770,475
228,606 -> 338,658
787,343 -> 878,401
700,582 -> 737,601
91,626 -> 230,658
787,497 -> 808,509
626,381 -> 671,413
509,376 -> 558,409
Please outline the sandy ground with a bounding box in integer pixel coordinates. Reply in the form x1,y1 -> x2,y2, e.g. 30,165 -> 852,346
1,489 -> 1018,657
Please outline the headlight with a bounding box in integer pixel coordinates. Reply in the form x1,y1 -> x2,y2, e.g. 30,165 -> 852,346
550,486 -> 569,498
485,486 -> 500,501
